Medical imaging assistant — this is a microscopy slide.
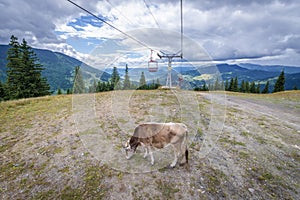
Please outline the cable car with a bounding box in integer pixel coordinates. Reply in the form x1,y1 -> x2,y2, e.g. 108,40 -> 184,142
148,50 -> 158,72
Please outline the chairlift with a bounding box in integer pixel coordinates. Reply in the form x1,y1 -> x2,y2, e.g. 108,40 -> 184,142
148,50 -> 158,72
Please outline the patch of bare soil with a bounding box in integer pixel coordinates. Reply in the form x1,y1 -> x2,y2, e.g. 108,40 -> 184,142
0,91 -> 299,199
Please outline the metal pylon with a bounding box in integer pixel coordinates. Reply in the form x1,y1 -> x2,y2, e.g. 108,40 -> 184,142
158,53 -> 182,88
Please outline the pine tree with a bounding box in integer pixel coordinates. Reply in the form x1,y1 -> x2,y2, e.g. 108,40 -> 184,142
73,66 -> 85,94
20,39 -> 50,97
0,81 -> 5,101
240,80 -> 246,93
228,78 -> 234,91
214,77 -> 220,90
110,67 -> 120,89
262,81 -> 269,94
225,79 -> 229,91
202,82 -> 208,91
67,88 -> 72,94
245,81 -> 250,93
250,81 -> 256,93
256,82 -> 261,93
139,72 -> 147,89
6,36 -> 50,99
273,70 -> 285,93
89,80 -> 97,93
57,88 -> 62,95
123,64 -> 131,90
6,35 -> 21,99
233,77 -> 238,92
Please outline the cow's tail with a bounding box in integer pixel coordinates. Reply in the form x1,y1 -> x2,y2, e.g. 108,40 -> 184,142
184,128 -> 188,164
185,148 -> 188,164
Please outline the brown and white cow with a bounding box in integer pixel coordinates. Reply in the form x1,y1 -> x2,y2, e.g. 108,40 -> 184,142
123,122 -> 188,168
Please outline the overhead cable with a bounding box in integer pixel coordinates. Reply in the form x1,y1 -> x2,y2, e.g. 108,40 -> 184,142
66,0 -> 153,51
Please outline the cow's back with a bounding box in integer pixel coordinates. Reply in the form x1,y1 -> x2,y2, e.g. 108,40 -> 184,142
133,123 -> 187,148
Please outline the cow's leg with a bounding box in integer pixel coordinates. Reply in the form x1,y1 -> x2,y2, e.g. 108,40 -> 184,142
149,147 -> 155,165
179,143 -> 186,165
170,144 -> 180,168
143,146 -> 149,159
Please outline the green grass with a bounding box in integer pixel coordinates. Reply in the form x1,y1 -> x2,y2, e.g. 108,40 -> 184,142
219,136 -> 246,147
156,179 -> 180,199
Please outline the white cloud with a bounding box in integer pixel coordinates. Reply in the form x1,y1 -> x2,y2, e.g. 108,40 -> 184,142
0,0 -> 300,66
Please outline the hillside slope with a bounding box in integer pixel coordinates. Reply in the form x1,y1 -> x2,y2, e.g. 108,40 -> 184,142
1,90 -> 299,199
0,45 -> 110,92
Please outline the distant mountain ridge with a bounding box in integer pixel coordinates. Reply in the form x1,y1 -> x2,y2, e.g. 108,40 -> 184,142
180,63 -> 300,90
1,44 -> 300,92
238,63 -> 300,74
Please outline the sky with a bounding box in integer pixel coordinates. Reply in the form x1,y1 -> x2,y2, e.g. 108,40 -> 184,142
1,0 -> 300,68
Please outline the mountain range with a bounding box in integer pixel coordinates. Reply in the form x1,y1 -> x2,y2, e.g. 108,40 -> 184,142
1,44 -> 300,92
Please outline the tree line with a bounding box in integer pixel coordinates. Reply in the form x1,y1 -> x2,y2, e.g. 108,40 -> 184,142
73,64 -> 161,94
0,36 -> 161,100
0,35 -> 50,101
194,70 -> 286,94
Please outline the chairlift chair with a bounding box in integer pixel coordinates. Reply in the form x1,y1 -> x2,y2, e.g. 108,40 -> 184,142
148,50 -> 158,72
148,60 -> 158,72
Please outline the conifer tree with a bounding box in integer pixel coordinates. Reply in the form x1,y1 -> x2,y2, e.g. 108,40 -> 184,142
245,81 -> 250,93
20,39 -> 50,97
262,81 -> 269,94
73,66 -> 85,94
0,81 -> 5,101
214,77 -> 220,90
240,80 -> 246,93
67,88 -> 72,94
228,78 -> 234,91
233,76 -> 238,92
6,35 -> 21,99
273,70 -> 285,93
111,67 -> 120,89
250,81 -> 256,93
89,80 -> 97,93
123,64 -> 131,90
139,71 -> 147,89
57,88 -> 62,95
225,79 -> 229,91
6,36 -> 50,99
256,82 -> 261,93
202,82 -> 208,91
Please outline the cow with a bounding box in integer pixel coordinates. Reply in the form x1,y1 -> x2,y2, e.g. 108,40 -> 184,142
123,122 -> 188,168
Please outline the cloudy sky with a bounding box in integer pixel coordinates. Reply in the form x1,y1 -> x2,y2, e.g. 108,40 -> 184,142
1,0 -> 300,67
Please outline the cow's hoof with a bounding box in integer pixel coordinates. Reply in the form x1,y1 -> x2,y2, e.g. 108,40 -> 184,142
169,164 -> 176,168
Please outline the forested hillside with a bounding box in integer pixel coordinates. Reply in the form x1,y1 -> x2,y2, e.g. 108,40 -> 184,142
0,45 -> 110,92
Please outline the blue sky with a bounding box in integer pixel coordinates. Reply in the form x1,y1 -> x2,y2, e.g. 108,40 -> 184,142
1,0 -> 300,68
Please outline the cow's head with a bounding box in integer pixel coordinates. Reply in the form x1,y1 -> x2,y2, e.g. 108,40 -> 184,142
123,139 -> 134,159
123,137 -> 139,160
